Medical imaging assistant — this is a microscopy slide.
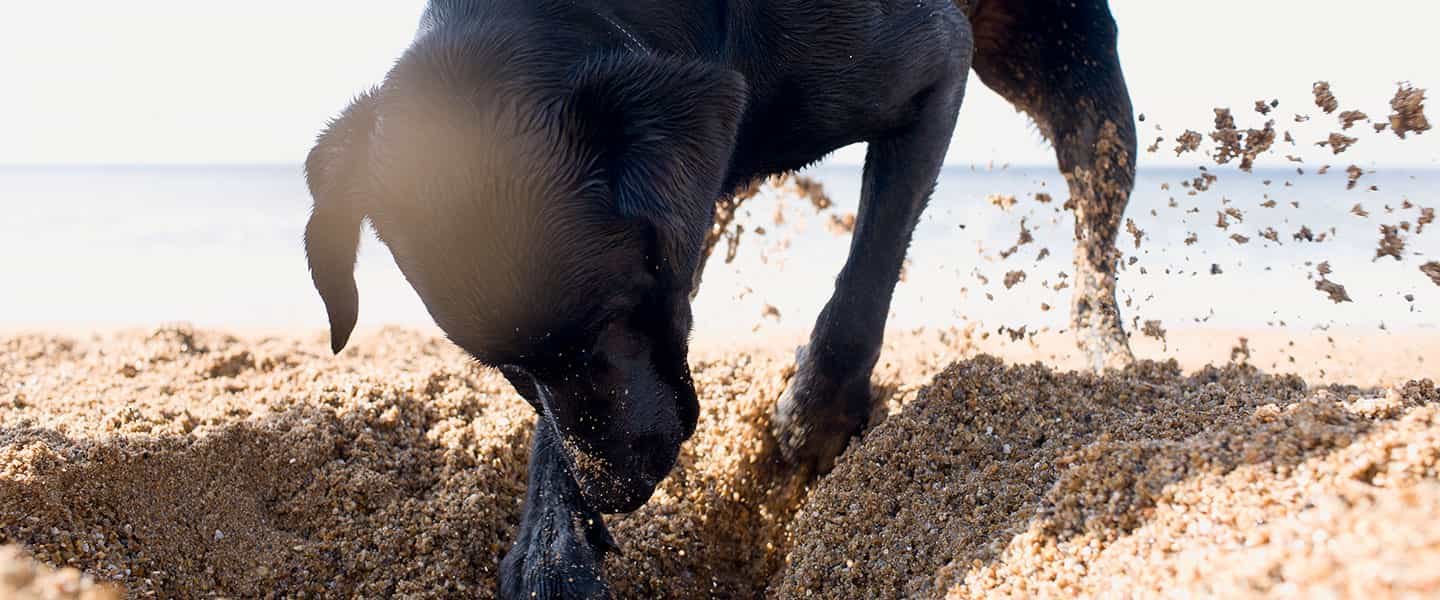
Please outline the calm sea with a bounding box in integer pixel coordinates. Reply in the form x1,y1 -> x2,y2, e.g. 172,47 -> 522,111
1,164 -> 1435,338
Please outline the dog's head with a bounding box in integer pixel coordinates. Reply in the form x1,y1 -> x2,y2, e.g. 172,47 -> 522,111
302,29 -> 746,513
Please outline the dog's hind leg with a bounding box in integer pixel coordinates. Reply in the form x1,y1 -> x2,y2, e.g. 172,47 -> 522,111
773,46 -> 971,475
500,419 -> 617,600
969,0 -> 1138,372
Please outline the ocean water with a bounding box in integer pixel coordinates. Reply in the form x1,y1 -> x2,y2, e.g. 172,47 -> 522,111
1,164 -> 1436,339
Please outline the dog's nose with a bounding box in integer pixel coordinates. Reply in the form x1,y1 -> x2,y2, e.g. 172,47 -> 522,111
627,433 -> 670,460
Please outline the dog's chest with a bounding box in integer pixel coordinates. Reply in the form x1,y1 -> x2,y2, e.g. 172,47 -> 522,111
725,74 -> 919,184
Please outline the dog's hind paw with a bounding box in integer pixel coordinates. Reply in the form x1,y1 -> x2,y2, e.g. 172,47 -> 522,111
499,502 -> 617,600
1076,324 -> 1135,373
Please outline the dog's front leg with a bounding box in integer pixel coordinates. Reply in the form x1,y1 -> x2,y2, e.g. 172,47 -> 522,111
500,418 -> 618,600
773,56 -> 971,474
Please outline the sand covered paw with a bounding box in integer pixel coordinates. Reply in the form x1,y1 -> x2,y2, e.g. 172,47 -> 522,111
772,347 -> 873,475
1076,322 -> 1135,373
1071,279 -> 1135,372
499,504 -> 617,600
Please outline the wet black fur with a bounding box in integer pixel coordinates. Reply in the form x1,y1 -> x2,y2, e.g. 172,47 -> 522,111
304,1 -> 1134,597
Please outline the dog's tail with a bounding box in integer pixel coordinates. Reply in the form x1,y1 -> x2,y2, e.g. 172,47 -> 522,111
303,90 -> 379,354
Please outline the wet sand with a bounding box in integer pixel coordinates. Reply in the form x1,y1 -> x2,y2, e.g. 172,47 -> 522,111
1,326 -> 1436,598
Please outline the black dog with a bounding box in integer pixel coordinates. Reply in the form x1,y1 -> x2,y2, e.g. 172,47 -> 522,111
303,0 -> 1136,596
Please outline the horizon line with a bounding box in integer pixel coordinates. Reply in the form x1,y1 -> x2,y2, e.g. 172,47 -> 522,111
5,161 -> 1440,172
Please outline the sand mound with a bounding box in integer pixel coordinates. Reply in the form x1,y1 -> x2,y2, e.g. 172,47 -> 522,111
2,328 -> 1437,598
776,356 -> 1439,598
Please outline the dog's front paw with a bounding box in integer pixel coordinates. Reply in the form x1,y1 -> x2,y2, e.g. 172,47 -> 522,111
772,346 -> 872,475
500,504 -> 617,600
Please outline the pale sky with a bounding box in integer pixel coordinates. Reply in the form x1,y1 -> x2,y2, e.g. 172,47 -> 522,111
2,0 -> 1436,167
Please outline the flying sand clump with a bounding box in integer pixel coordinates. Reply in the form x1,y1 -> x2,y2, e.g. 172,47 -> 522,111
1375,225 -> 1406,262
1389,84 -> 1431,138
1320,132 -> 1358,154
1313,81 -> 1340,114
1422,261 -> 1440,286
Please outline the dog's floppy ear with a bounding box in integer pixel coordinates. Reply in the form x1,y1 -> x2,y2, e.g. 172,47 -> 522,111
304,90 -> 378,354
568,55 -> 748,288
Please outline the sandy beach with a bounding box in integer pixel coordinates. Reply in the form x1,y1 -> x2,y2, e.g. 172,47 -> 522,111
2,0 -> 1438,597
2,325 -> 1435,598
